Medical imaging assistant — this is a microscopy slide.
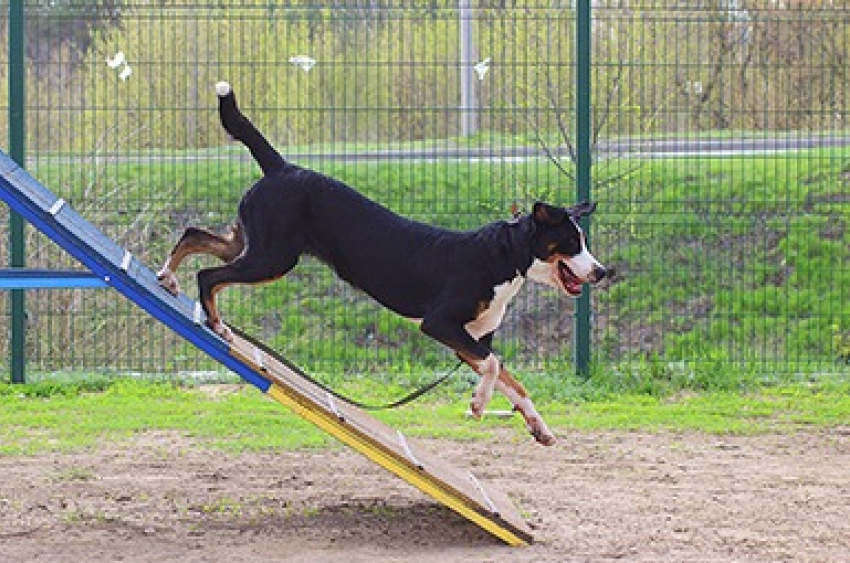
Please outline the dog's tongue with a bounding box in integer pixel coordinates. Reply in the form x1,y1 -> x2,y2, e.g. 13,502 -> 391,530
558,261 -> 583,296
566,279 -> 583,296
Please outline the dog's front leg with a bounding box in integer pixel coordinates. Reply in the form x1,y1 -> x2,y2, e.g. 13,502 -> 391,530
457,351 -> 556,446
420,314 -> 499,417
494,376 -> 556,447
469,353 -> 501,418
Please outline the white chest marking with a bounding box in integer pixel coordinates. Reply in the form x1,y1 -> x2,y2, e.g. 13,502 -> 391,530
465,276 -> 525,339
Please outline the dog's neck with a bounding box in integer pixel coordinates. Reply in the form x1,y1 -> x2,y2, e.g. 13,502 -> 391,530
504,215 -> 536,278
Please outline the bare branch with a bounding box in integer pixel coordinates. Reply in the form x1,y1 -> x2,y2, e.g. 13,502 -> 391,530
544,67 -> 577,164
531,127 -> 576,183
593,163 -> 642,188
593,52 -> 627,147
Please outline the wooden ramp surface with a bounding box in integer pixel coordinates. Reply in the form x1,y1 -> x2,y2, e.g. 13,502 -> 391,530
229,331 -> 533,546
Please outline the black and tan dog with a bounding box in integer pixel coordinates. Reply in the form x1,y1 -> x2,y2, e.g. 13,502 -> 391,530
158,81 -> 606,446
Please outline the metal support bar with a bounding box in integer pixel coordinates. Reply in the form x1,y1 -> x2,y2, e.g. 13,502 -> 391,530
459,0 -> 478,136
574,0 -> 593,378
0,269 -> 108,289
9,0 -> 26,383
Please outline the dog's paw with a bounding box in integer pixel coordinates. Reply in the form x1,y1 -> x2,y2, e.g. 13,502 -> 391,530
469,399 -> 483,419
157,267 -> 180,296
528,417 -> 557,447
208,320 -> 234,343
469,384 -> 494,419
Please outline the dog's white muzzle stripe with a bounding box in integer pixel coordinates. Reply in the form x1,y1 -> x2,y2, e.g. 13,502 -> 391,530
565,246 -> 603,281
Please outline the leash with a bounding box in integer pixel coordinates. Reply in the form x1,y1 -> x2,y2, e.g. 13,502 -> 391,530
230,326 -> 464,411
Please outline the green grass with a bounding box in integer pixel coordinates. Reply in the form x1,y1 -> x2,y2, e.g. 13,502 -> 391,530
0,379 -> 332,455
596,147 -> 850,367
0,378 -> 847,456
552,383 -> 850,434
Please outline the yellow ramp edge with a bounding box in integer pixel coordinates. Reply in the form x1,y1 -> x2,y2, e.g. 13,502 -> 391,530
229,331 -> 533,547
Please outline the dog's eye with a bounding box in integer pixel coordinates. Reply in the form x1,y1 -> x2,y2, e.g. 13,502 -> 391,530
556,239 -> 580,256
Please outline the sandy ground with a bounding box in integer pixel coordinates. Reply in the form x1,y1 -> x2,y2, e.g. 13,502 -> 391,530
1,428 -> 849,562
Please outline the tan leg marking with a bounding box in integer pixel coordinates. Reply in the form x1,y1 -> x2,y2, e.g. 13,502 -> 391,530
158,224 -> 245,295
457,351 -> 556,446
202,281 -> 233,341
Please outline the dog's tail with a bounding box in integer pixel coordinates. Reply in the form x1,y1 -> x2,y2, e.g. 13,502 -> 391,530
215,81 -> 285,176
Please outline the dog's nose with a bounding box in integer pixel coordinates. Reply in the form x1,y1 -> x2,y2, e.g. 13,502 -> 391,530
591,265 -> 607,283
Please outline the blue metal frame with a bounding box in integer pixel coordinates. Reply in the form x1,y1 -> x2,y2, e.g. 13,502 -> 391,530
0,150 -> 271,391
0,269 -> 108,289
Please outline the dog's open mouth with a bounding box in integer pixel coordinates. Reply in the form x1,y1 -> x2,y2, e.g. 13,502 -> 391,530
557,260 -> 584,297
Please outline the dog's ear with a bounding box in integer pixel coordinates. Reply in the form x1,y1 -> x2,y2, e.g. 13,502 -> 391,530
567,200 -> 597,219
532,202 -> 567,225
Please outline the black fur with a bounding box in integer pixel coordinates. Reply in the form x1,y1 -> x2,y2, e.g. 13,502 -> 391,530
160,83 -> 606,444
211,88 -> 601,360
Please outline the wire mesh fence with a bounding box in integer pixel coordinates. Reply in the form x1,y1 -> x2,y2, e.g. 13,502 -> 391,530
591,0 -> 850,379
0,1 -> 848,382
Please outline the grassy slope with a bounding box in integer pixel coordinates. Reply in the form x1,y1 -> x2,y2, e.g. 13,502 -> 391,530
25,146 -> 850,380
599,151 -> 850,366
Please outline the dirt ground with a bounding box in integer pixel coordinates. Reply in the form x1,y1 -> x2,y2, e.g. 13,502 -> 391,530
1,428 -> 849,562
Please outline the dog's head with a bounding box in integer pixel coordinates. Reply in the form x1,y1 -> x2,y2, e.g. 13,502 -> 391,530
525,201 -> 606,297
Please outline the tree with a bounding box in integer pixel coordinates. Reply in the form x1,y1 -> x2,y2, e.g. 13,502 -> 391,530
7,1 -> 124,79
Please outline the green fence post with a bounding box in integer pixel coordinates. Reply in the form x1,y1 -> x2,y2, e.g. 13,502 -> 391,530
574,0 -> 592,377
9,0 -> 26,383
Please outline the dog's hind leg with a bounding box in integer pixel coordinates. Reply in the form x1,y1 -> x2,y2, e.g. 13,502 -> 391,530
196,251 -> 298,341
157,224 -> 245,295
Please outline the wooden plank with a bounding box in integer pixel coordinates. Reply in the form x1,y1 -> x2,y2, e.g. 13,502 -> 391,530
228,332 -> 533,546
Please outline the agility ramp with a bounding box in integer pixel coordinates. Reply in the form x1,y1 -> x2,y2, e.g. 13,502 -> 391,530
0,151 -> 533,546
